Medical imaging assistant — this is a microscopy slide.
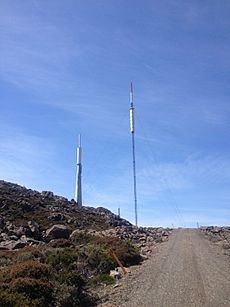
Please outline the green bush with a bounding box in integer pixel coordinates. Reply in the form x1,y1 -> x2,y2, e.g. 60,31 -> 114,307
86,236 -> 142,267
71,231 -> 94,245
114,240 -> 142,266
45,248 -> 78,268
58,271 -> 85,288
92,274 -> 115,285
86,244 -> 115,274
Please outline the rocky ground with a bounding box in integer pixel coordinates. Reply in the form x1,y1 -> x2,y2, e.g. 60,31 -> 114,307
199,226 -> 230,256
0,180 -> 171,252
0,180 -> 130,250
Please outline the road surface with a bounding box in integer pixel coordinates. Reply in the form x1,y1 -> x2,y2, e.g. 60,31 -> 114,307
104,229 -> 230,307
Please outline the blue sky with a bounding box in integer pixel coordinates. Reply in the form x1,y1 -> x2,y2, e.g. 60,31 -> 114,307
0,0 -> 230,227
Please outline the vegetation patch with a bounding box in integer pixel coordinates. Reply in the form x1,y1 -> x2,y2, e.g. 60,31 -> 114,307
92,274 -> 115,285
0,231 -> 142,306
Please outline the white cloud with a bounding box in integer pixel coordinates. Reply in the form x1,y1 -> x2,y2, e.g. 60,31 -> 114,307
138,153 -> 230,197
0,127 -> 67,193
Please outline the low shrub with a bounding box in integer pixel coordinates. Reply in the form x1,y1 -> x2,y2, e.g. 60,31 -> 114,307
70,231 -> 95,245
92,274 -> 115,285
57,271 -> 85,288
0,234 -> 141,307
49,238 -> 72,248
88,236 -> 142,267
0,290 -> 30,307
0,260 -> 54,307
0,259 -> 50,282
10,277 -> 53,305
53,283 -> 96,307
44,247 -> 78,269
86,244 -> 115,274
114,240 -> 142,266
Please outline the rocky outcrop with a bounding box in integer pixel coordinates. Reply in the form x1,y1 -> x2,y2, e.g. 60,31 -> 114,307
0,180 -> 131,232
0,180 -> 133,250
0,233 -> 45,250
200,226 -> 230,256
0,219 -> 44,250
200,226 -> 230,242
45,224 -> 71,241
0,180 -> 172,251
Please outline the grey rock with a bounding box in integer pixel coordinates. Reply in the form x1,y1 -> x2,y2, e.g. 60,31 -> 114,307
0,240 -> 27,250
27,220 -> 40,239
45,224 -> 71,241
9,235 -> 18,241
0,232 -> 9,241
48,213 -> 65,222
20,200 -> 33,212
42,191 -> 54,198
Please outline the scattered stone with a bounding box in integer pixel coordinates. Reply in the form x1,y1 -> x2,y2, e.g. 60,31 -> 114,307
0,240 -> 27,250
48,213 -> 66,221
41,191 -> 54,198
110,269 -> 121,279
200,227 -> 230,249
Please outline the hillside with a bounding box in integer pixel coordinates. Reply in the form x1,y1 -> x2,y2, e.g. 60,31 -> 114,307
0,180 -> 131,232
0,180 -> 171,306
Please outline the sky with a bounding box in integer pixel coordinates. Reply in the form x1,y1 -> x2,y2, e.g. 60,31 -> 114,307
0,0 -> 230,227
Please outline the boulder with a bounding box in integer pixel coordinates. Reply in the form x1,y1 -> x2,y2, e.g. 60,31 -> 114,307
28,220 -> 39,233
0,240 -> 27,250
45,224 -> 71,241
27,220 -> 40,239
0,236 -> 44,250
0,232 -> 9,241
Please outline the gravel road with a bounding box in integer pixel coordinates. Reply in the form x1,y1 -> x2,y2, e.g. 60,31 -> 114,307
100,229 -> 230,307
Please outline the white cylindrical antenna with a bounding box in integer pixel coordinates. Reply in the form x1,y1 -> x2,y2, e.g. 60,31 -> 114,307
77,134 -> 82,164
130,81 -> 135,133
75,134 -> 82,206
130,109 -> 135,133
130,81 -> 138,227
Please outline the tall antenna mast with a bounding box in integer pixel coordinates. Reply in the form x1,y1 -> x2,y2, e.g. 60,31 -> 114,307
75,134 -> 82,206
130,81 -> 138,226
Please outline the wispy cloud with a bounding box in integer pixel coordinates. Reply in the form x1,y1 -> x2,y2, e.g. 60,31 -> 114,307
138,153 -> 230,195
0,126 -> 69,194
0,15 -> 76,92
81,152 -> 230,226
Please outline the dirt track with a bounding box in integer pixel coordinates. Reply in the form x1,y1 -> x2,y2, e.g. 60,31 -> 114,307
101,229 -> 230,307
